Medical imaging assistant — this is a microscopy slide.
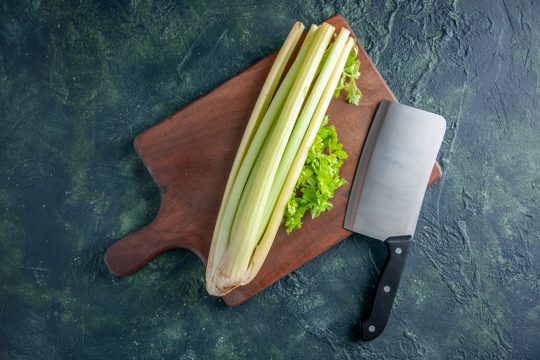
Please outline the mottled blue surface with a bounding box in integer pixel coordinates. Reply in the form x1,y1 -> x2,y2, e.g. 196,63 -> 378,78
1,0 -> 539,359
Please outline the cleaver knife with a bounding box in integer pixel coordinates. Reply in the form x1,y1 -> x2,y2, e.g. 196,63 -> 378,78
344,100 -> 446,341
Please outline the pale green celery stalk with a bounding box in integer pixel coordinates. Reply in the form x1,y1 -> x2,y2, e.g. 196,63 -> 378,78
208,25 -> 317,266
207,22 -> 303,282
222,23 -> 335,288
217,25 -> 319,246
206,24 -> 316,295
240,31 -> 341,227
256,27 -> 351,239
249,37 -> 356,278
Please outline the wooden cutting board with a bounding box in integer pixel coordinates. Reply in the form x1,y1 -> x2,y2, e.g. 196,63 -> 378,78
104,15 -> 442,306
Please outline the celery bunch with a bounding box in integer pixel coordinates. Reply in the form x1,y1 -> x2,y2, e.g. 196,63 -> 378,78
206,22 -> 361,296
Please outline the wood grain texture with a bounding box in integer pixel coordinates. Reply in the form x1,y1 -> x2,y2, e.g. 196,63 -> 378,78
104,15 -> 442,306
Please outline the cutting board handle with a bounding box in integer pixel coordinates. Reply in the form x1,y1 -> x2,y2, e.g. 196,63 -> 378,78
104,217 -> 204,276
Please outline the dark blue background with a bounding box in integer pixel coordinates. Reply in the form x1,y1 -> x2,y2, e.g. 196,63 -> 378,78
1,0 -> 538,358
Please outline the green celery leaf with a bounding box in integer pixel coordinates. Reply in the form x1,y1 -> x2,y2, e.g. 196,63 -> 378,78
283,116 -> 348,233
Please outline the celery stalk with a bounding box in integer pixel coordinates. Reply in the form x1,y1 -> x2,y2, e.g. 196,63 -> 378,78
217,25 -> 319,248
206,19 -> 358,296
206,22 -> 304,287
222,24 -> 335,289
239,28 -> 350,243
249,38 -> 355,278
206,24 -> 315,295
257,27 -> 351,239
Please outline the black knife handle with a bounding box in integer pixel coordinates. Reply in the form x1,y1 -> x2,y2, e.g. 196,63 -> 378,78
359,235 -> 412,341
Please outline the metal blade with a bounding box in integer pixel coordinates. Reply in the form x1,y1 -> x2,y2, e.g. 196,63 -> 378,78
344,100 -> 446,241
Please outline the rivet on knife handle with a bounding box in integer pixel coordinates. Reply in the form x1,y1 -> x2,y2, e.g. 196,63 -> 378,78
359,235 -> 412,341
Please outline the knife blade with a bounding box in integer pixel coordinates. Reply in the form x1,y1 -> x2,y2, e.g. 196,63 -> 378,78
344,100 -> 446,341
